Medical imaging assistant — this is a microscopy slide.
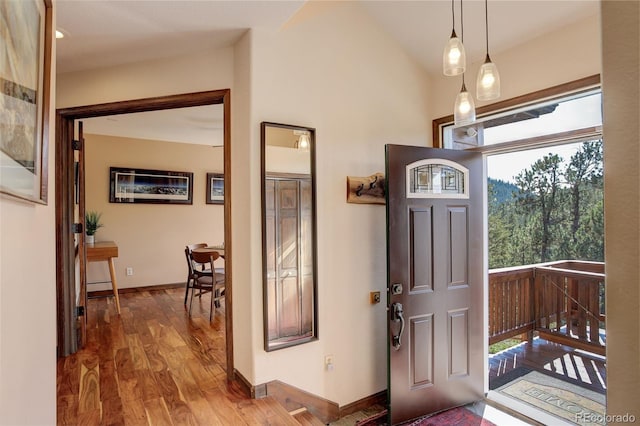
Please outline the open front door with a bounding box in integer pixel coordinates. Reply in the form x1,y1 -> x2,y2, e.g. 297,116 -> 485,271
386,145 -> 485,424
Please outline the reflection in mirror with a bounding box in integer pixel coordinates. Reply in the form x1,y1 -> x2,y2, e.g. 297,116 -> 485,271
261,122 -> 317,351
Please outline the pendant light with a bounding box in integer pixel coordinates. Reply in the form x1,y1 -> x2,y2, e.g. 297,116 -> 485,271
476,0 -> 501,100
453,0 -> 475,126
454,77 -> 476,125
296,133 -> 310,150
442,0 -> 466,76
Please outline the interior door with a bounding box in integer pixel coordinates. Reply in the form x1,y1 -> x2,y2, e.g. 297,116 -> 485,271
75,121 -> 87,348
386,145 -> 484,424
265,176 -> 314,343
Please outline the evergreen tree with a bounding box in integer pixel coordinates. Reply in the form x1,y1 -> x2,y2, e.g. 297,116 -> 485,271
515,154 -> 564,262
487,141 -> 604,269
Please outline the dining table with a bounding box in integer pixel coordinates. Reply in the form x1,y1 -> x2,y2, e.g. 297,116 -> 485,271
192,245 -> 225,259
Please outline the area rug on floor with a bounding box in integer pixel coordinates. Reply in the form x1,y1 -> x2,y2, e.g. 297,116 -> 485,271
402,407 -> 496,426
496,370 -> 605,425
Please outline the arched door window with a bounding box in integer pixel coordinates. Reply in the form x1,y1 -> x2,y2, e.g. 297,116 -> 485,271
406,159 -> 468,199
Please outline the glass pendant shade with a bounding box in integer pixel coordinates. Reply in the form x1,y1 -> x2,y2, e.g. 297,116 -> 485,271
296,134 -> 310,150
443,30 -> 466,76
454,82 -> 476,126
476,58 -> 500,101
477,0 -> 500,101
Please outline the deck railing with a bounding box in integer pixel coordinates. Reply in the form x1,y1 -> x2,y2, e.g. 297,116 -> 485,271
489,260 -> 605,355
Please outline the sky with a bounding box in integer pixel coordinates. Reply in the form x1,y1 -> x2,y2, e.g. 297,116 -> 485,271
483,92 -> 601,183
487,143 -> 582,183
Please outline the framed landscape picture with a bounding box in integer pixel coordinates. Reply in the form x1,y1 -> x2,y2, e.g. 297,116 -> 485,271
110,167 -> 193,204
206,172 -> 224,204
0,0 -> 52,203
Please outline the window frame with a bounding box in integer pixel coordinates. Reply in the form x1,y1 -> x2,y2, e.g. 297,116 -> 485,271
432,75 -> 601,152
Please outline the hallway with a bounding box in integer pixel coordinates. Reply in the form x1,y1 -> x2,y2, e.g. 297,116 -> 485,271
56,287 -> 301,425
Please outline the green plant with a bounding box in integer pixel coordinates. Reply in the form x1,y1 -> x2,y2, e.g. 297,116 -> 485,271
85,211 -> 103,236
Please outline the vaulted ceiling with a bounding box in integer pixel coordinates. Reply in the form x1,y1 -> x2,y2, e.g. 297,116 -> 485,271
55,0 -> 599,144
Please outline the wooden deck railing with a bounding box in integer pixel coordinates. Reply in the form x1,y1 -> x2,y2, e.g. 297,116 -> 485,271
489,260 -> 605,356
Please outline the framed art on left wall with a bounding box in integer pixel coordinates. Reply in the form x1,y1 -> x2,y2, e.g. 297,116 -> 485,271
0,0 -> 52,203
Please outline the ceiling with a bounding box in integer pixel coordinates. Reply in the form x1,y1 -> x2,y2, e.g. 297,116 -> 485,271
57,0 -> 599,145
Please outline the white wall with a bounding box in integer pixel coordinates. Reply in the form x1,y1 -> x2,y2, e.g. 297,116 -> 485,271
0,7 -> 57,424
56,47 -> 234,108
249,1 -> 432,405
230,29 -> 255,385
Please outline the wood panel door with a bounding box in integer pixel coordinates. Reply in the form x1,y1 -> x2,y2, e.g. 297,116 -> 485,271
265,177 -> 313,344
386,145 -> 485,424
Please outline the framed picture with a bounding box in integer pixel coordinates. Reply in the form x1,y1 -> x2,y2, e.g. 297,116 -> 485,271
206,172 -> 224,204
109,167 -> 193,204
0,0 -> 52,203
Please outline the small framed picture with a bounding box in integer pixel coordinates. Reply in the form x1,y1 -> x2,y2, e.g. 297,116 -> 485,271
206,172 -> 224,204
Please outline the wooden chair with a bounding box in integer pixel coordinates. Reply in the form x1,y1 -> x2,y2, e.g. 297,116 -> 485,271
184,243 -> 207,304
189,250 -> 225,321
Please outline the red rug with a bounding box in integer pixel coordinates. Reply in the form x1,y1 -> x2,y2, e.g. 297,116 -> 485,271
357,406 -> 497,426
403,407 -> 496,426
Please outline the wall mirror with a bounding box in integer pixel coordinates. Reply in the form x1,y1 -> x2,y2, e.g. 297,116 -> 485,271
261,122 -> 318,351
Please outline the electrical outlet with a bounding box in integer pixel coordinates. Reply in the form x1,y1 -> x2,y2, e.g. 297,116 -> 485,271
126,267 -> 133,276
325,355 -> 334,371
370,291 -> 381,304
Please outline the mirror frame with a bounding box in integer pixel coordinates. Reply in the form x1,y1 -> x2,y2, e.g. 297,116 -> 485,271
261,122 -> 318,351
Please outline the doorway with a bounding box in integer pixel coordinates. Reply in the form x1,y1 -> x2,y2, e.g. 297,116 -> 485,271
55,89 -> 235,381
486,141 -> 606,425
431,75 -> 604,425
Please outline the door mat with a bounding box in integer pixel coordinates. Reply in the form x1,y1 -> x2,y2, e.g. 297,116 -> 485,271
497,371 -> 605,425
401,407 -> 496,426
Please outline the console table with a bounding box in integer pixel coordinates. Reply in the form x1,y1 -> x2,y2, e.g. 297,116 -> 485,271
86,241 -> 121,314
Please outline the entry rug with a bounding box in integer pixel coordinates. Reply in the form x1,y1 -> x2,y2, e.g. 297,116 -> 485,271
497,371 -> 605,425
402,407 -> 496,426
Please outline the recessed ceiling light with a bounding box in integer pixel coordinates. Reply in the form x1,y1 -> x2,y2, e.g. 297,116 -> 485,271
55,30 -> 64,39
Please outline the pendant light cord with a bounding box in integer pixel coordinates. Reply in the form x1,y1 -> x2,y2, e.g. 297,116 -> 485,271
485,0 -> 489,56
451,0 -> 455,32
460,0 -> 464,43
460,0 -> 466,88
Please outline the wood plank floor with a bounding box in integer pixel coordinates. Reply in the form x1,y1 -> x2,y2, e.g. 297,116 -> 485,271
489,337 -> 607,395
57,287 -> 300,425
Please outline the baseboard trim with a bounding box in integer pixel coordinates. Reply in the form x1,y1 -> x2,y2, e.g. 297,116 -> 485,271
266,380 -> 340,423
233,369 -> 261,398
237,372 -> 385,424
87,282 -> 184,298
339,390 -> 387,418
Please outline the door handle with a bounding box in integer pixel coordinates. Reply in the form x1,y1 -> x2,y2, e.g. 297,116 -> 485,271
391,302 -> 405,351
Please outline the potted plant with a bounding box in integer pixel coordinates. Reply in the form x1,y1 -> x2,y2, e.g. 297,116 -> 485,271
85,211 -> 103,244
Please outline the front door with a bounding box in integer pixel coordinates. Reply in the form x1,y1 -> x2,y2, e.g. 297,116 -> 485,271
386,145 -> 484,424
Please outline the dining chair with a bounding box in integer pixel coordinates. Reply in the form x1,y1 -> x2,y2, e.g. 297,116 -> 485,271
189,250 -> 225,321
184,243 -> 207,304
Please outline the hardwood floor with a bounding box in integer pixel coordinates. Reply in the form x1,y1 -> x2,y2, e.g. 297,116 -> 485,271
57,287 -> 301,425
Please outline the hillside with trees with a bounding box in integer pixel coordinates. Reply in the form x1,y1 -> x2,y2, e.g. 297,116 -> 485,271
488,140 -> 603,269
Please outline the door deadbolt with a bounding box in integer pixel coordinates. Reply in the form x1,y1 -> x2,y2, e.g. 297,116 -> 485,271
391,283 -> 403,295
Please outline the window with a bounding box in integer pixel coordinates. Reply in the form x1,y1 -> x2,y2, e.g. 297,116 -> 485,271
406,159 -> 468,199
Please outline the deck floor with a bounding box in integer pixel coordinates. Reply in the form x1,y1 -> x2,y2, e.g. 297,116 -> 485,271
489,337 -> 607,395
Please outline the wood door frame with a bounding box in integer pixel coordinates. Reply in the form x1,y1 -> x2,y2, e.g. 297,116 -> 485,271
55,89 -> 235,381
